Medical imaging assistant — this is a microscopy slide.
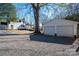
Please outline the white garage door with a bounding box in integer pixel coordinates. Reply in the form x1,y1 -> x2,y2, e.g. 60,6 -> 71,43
44,26 -> 55,35
44,25 -> 74,37
56,25 -> 74,37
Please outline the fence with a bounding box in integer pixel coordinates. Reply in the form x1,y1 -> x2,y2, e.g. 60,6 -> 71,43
0,25 -> 8,30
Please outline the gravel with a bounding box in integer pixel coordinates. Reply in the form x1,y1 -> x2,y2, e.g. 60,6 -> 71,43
0,35 -> 79,56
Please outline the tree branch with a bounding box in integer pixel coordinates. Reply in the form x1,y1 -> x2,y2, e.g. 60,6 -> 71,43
31,3 -> 36,9
39,3 -> 48,8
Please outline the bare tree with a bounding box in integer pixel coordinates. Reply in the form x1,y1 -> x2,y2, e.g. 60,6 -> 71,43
31,3 -> 41,34
25,3 -> 68,34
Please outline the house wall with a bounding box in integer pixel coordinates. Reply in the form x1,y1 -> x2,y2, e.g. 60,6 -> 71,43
8,22 -> 24,29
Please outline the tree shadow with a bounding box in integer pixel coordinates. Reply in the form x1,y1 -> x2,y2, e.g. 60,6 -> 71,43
30,34 -> 76,45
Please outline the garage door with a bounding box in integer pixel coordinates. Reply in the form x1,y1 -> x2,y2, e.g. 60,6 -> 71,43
56,25 -> 74,37
44,26 -> 55,35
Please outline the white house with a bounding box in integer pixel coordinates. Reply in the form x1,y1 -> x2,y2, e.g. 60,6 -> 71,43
8,22 -> 33,30
8,22 -> 26,29
43,18 -> 79,37
0,19 -> 34,30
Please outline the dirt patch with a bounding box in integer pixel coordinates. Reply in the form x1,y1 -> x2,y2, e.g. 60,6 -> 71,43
5,30 -> 33,35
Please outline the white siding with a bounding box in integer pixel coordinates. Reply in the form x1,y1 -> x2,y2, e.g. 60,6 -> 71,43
74,24 -> 77,35
43,19 -> 78,37
44,26 -> 55,35
56,25 -> 74,37
8,22 -> 24,29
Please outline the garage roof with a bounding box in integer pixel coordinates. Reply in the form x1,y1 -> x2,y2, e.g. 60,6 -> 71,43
43,18 -> 79,25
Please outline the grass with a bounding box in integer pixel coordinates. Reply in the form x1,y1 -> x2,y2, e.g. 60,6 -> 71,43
5,29 -> 33,35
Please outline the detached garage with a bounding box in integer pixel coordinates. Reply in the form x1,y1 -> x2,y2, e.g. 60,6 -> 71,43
43,19 -> 79,37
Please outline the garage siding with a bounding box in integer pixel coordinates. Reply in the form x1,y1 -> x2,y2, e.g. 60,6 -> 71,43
43,19 -> 78,37
44,25 -> 74,37
56,25 -> 74,37
44,26 -> 55,35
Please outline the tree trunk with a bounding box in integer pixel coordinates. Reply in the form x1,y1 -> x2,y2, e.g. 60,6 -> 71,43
32,4 -> 41,34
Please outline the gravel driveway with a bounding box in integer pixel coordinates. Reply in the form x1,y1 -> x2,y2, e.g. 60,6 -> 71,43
0,34 -> 79,56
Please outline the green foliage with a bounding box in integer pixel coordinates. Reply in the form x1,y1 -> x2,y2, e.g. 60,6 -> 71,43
0,3 -> 16,22
57,3 -> 69,7
65,13 -> 79,22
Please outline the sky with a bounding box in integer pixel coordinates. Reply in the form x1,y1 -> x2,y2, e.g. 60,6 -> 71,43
14,3 -> 69,25
14,3 -> 34,25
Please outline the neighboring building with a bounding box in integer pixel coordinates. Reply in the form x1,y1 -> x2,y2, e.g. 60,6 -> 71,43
0,18 -> 34,30
8,22 -> 25,29
0,22 -> 8,30
8,22 -> 33,30
43,18 -> 79,37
